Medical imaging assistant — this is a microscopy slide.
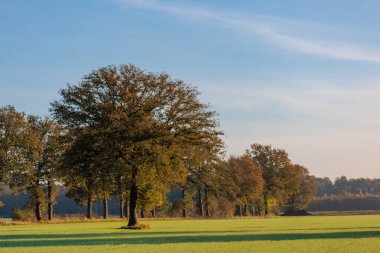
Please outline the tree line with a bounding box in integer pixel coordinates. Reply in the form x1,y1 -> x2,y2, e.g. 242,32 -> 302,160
0,65 -> 316,226
307,177 -> 380,212
315,177 -> 380,196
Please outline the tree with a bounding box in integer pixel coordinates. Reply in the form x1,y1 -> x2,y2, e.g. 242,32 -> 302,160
227,155 -> 264,216
315,177 -> 334,197
247,144 -> 291,216
0,107 -> 43,221
284,164 -> 317,211
10,116 -> 64,221
1,107 -> 64,221
0,106 -> 29,187
51,64 -> 222,227
60,130 -> 105,219
180,134 -> 224,218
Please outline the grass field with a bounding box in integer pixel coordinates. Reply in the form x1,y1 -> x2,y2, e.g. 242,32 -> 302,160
1,215 -> 380,253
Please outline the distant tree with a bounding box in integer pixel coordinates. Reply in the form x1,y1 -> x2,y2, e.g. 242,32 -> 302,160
247,144 -> 291,216
315,177 -> 334,197
315,177 -> 380,197
227,155 -> 264,216
211,160 -> 237,217
12,116 -> 64,221
51,64 -> 222,227
180,133 -> 224,218
284,164 -> 317,211
36,118 -> 64,220
334,176 -> 350,195
1,109 -> 63,221
0,108 -> 41,221
0,106 -> 29,188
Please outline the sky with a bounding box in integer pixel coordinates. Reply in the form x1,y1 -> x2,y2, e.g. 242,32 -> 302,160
1,0 -> 380,179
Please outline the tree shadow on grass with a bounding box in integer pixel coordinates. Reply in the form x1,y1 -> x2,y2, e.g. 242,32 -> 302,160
0,230 -> 241,240
1,226 -> 379,241
1,230 -> 379,248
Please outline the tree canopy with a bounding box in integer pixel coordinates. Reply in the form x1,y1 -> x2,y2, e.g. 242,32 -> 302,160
51,64 -> 223,226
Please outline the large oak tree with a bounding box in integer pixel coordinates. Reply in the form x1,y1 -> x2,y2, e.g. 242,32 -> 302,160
51,64 -> 222,226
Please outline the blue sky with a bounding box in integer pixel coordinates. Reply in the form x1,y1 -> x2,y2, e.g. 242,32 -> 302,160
1,0 -> 380,178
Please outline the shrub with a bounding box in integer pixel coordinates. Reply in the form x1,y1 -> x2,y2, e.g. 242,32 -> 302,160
120,223 -> 151,230
11,208 -> 35,221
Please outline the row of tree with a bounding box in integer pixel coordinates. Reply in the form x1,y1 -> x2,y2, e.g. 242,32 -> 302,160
0,65 -> 317,225
315,177 -> 380,197
309,194 -> 380,212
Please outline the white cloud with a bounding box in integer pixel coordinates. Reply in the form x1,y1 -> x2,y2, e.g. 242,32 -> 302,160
115,0 -> 380,63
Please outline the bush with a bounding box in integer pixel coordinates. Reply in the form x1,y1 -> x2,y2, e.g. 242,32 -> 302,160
120,223 -> 151,230
11,208 -> 35,221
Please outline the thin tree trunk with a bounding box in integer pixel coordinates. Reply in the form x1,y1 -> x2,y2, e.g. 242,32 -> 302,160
47,181 -> 53,220
87,194 -> 93,219
127,169 -> 139,227
118,176 -> 125,218
151,207 -> 156,218
140,208 -> 145,218
250,203 -> 255,216
124,199 -> 129,218
119,195 -> 124,218
238,205 -> 242,217
264,193 -> 269,217
182,186 -> 187,218
35,171 -> 42,221
255,203 -> 262,216
103,196 -> 108,219
197,188 -> 203,216
35,201 -> 42,221
205,187 -> 210,217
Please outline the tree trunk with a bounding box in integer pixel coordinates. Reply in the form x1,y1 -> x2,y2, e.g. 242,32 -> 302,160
250,203 -> 255,216
255,203 -> 262,216
124,199 -> 129,218
204,187 -> 210,217
237,205 -> 242,217
140,208 -> 145,218
151,207 -> 156,218
35,201 -> 42,221
181,186 -> 187,218
47,181 -> 53,220
119,195 -> 124,219
127,170 -> 139,227
34,175 -> 42,221
87,194 -> 93,219
103,196 -> 109,219
197,188 -> 203,216
243,204 -> 247,216
264,193 -> 269,217
118,176 -> 125,218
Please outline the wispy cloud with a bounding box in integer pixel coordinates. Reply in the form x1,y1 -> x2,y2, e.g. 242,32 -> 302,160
203,79 -> 380,128
116,0 -> 380,63
201,80 -> 380,178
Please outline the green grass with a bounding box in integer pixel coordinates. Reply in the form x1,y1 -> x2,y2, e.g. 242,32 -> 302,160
1,215 -> 380,253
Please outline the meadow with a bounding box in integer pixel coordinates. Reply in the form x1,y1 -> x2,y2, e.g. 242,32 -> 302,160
1,215 -> 379,253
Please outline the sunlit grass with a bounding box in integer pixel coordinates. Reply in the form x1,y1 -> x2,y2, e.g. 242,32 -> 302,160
1,215 -> 380,253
